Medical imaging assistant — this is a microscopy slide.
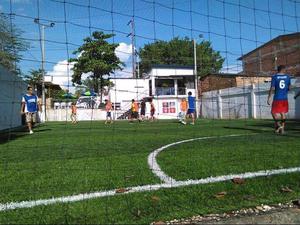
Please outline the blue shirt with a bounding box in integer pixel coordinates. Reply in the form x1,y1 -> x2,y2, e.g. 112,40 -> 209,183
271,74 -> 291,101
22,94 -> 38,113
188,95 -> 195,109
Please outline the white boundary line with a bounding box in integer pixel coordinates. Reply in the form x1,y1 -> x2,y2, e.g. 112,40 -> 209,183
1,134 -> 300,212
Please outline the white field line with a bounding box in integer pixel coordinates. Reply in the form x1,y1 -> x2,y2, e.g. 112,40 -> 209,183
147,134 -> 248,183
1,133 -> 300,212
1,167 -> 300,212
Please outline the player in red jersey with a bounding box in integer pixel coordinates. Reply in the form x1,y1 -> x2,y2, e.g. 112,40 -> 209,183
267,65 -> 291,134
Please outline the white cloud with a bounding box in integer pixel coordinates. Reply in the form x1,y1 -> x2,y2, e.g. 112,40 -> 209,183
47,43 -> 134,92
114,66 -> 134,78
47,60 -> 75,91
114,42 -> 135,78
115,42 -> 132,63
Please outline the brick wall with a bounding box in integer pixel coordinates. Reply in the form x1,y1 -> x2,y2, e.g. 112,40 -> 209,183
199,75 -> 237,94
199,74 -> 270,95
242,35 -> 300,76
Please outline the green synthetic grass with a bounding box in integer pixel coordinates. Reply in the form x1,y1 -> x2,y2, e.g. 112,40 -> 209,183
1,119 -> 300,224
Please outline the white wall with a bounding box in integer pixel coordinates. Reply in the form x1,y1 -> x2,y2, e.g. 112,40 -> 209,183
150,68 -> 194,77
0,66 -> 27,130
109,78 -> 149,110
47,109 -> 107,121
201,78 -> 300,119
46,97 -> 186,121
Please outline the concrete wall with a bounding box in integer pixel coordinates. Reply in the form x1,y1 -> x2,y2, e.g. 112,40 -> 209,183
109,78 -> 150,111
46,97 -> 187,121
0,66 -> 27,130
201,78 -> 300,119
47,109 -> 107,121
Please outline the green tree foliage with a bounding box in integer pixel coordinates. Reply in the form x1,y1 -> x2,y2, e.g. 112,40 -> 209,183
23,69 -> 43,91
138,37 -> 224,77
83,78 -> 114,95
51,89 -> 67,100
69,31 -> 123,100
0,14 -> 28,72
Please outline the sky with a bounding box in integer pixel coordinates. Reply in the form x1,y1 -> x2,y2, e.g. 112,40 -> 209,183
1,0 -> 299,91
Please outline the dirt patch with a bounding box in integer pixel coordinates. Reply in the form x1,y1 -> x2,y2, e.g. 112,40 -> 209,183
154,201 -> 300,225
204,208 -> 300,224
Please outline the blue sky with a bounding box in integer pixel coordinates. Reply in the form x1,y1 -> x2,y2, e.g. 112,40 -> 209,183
1,0 -> 299,89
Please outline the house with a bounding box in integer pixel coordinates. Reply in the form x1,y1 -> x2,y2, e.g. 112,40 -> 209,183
199,73 -> 270,94
149,65 -> 195,97
199,32 -> 300,95
238,32 -> 300,76
109,65 -> 196,119
108,77 -> 150,111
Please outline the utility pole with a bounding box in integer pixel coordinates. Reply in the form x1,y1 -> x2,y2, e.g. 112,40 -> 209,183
34,18 -> 55,122
193,35 -> 204,118
193,39 -> 198,119
137,60 -> 140,79
127,18 -> 136,78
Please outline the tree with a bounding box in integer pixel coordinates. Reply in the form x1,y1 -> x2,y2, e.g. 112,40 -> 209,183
82,78 -> 114,96
50,89 -> 67,100
69,31 -> 123,102
0,14 -> 29,73
23,69 -> 43,91
138,37 -> 224,77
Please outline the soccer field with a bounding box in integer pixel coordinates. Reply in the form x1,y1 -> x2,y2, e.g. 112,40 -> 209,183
1,119 -> 300,224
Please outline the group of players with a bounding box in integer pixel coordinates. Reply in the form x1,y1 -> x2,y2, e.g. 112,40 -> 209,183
178,91 -> 196,125
21,64 -> 300,134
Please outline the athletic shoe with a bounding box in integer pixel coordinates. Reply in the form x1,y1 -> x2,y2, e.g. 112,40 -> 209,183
275,126 -> 283,134
29,130 -> 33,134
280,127 -> 285,134
181,121 -> 186,125
190,122 -> 195,125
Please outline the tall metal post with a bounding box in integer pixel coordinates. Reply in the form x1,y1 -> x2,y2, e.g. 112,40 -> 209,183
127,18 -> 136,78
34,18 -> 55,122
194,39 -> 198,119
132,19 -> 135,79
41,25 -> 46,122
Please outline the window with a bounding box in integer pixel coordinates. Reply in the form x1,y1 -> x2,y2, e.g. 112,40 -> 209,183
162,101 -> 176,113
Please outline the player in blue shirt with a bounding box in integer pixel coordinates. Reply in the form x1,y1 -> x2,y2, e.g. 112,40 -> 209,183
21,86 -> 41,134
186,91 -> 196,125
267,65 -> 291,134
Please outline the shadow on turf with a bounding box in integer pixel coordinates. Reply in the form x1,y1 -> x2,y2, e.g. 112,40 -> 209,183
223,120 -> 300,136
0,125 -> 51,144
249,120 -> 300,131
223,126 -> 268,133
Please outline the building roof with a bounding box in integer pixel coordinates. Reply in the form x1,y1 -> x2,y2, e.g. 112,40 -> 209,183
238,32 -> 300,60
44,82 -> 62,90
151,64 -> 194,70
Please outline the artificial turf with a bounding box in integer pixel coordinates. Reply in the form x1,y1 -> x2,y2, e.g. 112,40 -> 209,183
1,119 -> 300,224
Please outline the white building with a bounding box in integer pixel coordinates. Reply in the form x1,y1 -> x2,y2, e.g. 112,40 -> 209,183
47,65 -> 196,121
109,65 -> 196,119
109,78 -> 150,111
